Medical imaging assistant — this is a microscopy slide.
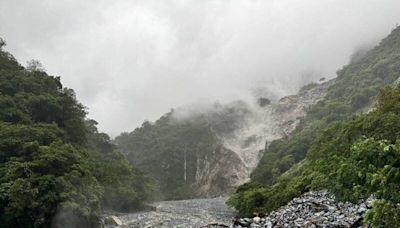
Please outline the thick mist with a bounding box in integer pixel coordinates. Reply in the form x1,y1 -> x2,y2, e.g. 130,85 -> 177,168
1,0 -> 400,136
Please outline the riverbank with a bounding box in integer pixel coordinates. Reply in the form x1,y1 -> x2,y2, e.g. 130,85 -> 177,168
104,191 -> 372,228
105,197 -> 236,228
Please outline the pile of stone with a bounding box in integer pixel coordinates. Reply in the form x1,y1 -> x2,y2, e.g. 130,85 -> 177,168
230,191 -> 373,228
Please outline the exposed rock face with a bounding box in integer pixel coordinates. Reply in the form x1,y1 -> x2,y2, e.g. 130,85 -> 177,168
193,146 -> 248,197
269,79 -> 334,136
115,80 -> 334,198
230,191 -> 372,228
216,80 -> 334,185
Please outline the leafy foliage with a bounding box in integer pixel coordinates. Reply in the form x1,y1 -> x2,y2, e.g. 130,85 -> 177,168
114,101 -> 252,200
86,120 -> 152,211
230,27 -> 400,226
115,113 -> 221,200
229,86 -> 400,224
0,41 -> 150,227
251,26 -> 400,186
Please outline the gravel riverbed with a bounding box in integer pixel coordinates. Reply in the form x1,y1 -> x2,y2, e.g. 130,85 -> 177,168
105,197 -> 236,228
105,191 -> 372,228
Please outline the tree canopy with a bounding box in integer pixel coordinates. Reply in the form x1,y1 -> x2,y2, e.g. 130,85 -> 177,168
0,39 -> 151,228
228,26 -> 400,226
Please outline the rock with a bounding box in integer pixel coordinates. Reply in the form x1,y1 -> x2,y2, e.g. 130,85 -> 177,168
238,218 -> 250,227
252,216 -> 261,224
358,205 -> 367,214
104,215 -> 122,226
230,191 -> 374,228
265,221 -> 272,228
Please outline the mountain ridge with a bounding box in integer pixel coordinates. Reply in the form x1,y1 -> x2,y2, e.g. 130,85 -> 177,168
114,77 -> 334,199
228,26 -> 400,226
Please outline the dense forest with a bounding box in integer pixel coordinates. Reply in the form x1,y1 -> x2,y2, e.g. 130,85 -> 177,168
228,26 -> 400,226
0,39 -> 151,228
115,113 -> 221,199
114,103 -> 250,200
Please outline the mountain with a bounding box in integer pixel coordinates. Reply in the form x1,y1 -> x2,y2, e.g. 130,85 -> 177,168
0,39 -> 151,228
113,25 -> 400,225
228,26 -> 400,225
114,76 -> 333,200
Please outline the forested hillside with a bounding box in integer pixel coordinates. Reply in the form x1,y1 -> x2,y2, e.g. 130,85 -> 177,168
0,39 -> 151,228
114,69 -> 334,201
114,105 -> 249,200
251,26 -> 400,185
228,26 -> 400,225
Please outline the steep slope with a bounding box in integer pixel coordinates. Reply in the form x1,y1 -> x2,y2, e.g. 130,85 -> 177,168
115,110 -> 248,199
0,40 -> 150,228
115,78 -> 332,199
230,86 -> 400,226
250,26 -> 400,185
228,26 -> 400,225
224,80 -> 334,174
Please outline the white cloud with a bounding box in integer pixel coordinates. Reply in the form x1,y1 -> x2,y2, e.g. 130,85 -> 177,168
1,0 -> 400,136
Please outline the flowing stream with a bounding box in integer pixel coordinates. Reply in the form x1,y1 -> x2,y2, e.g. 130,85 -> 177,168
108,197 -> 237,228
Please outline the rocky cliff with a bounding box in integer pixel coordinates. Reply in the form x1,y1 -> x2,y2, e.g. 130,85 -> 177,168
114,79 -> 332,199
217,79 -> 335,185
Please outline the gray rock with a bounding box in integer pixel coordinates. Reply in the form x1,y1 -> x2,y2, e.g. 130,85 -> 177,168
252,217 -> 261,224
104,216 -> 122,226
230,191 -> 373,228
265,221 -> 272,228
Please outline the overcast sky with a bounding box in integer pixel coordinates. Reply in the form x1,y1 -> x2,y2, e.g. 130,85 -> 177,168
1,0 -> 400,136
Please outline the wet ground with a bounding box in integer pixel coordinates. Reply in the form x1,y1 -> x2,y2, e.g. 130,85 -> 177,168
111,197 -> 236,228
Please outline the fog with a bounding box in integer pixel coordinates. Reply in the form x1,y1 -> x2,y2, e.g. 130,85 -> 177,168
1,0 -> 400,136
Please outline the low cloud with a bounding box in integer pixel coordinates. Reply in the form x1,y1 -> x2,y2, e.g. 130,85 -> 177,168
1,0 -> 400,136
